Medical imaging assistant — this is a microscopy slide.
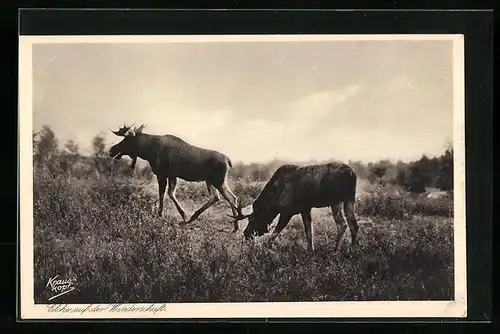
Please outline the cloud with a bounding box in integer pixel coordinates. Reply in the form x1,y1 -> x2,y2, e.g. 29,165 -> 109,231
290,84 -> 361,114
209,85 -> 364,163
283,84 -> 362,134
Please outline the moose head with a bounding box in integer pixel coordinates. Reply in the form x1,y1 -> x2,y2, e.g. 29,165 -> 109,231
229,201 -> 276,240
109,123 -> 146,159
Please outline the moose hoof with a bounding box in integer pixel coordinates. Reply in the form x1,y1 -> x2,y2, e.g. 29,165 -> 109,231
179,220 -> 190,227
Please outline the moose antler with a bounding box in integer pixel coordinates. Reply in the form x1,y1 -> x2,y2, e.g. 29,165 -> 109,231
227,201 -> 253,221
111,123 -> 132,136
134,124 -> 146,134
124,123 -> 147,137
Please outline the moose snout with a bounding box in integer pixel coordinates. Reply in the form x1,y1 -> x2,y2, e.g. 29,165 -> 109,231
109,147 -> 121,159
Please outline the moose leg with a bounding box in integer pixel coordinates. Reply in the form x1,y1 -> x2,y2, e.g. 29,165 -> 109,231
301,210 -> 314,252
182,182 -> 220,225
344,200 -> 359,247
331,203 -> 348,252
268,213 -> 293,245
216,182 -> 241,232
157,178 -> 168,217
167,177 -> 188,222
130,156 -> 137,170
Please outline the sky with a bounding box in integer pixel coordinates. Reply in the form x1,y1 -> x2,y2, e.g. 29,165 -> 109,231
32,38 -> 455,164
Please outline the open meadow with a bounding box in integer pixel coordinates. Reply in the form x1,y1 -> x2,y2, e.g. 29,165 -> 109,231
33,169 -> 454,303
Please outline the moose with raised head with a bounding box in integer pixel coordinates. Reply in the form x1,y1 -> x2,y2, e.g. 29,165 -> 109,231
109,124 -> 242,231
230,162 -> 359,252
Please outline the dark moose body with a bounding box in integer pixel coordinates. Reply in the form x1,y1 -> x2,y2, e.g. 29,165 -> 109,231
234,162 -> 359,252
112,133 -> 231,184
109,124 -> 241,230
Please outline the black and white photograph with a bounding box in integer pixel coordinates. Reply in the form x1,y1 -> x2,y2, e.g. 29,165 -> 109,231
19,34 -> 466,319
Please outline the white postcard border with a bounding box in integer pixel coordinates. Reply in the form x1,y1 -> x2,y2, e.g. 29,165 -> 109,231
19,34 -> 466,319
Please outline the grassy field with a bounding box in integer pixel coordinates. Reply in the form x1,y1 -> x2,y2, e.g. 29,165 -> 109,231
33,170 -> 454,303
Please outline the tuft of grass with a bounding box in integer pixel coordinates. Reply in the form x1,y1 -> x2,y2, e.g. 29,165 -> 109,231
33,171 -> 454,303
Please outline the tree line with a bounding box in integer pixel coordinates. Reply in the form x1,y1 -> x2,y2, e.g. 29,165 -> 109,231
33,125 -> 153,181
33,125 -> 453,193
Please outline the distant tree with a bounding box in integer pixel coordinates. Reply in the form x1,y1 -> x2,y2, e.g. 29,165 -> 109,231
367,161 -> 389,184
405,155 -> 434,193
91,134 -> 112,178
428,156 -> 440,184
59,140 -> 80,175
229,162 -> 247,181
34,125 -> 59,167
65,140 -> 79,156
435,146 -> 454,191
396,167 -> 407,187
92,135 -> 106,157
348,160 -> 368,179
372,165 -> 387,178
249,163 -> 265,181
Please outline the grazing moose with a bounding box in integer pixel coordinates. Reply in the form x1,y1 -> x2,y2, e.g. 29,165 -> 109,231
109,124 -> 242,231
230,162 -> 359,252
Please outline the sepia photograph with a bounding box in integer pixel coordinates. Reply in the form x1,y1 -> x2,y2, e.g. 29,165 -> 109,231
19,34 -> 466,319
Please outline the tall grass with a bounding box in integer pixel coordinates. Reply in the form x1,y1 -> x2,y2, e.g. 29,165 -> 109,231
33,170 -> 454,303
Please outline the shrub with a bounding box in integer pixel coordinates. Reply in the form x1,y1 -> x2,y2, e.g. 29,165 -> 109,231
356,184 -> 452,219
